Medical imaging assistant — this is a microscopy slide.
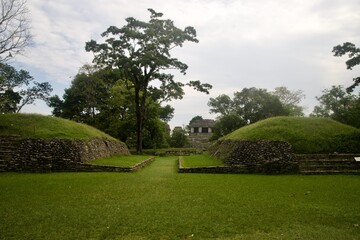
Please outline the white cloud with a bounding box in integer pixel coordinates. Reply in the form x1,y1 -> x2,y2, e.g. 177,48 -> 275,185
11,0 -> 360,129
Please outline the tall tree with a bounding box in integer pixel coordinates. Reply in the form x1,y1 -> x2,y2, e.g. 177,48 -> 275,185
233,87 -> 288,124
0,63 -> 52,113
48,65 -> 174,147
0,0 -> 32,62
85,9 -> 211,152
208,94 -> 233,116
311,85 -> 360,128
332,42 -> 360,93
271,86 -> 305,116
208,87 -> 289,139
210,113 -> 246,140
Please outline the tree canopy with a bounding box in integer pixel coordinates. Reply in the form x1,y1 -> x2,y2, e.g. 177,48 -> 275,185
85,8 -> 211,152
0,63 -> 52,113
0,0 -> 32,62
311,85 -> 360,128
333,42 -> 360,93
271,86 -> 305,116
208,87 -> 291,139
48,65 -> 173,149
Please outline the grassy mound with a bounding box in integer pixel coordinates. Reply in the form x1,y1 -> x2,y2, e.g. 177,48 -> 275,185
222,116 -> 360,153
0,113 -> 117,140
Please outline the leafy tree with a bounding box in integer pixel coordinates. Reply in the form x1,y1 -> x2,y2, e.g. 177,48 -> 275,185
233,87 -> 288,124
271,86 -> 305,116
189,115 -> 203,125
0,0 -> 32,62
332,42 -> 360,93
85,8 -> 212,153
311,85 -> 360,128
208,87 -> 289,139
0,63 -> 52,113
210,113 -> 246,140
208,94 -> 233,116
48,65 -> 174,147
169,127 -> 189,148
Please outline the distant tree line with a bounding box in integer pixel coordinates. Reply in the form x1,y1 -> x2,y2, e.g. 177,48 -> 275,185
48,65 -> 174,149
2,1 -> 359,150
207,86 -> 306,140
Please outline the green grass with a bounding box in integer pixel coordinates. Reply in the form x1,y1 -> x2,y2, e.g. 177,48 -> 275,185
89,155 -> 152,167
222,116 -> 360,153
180,154 -> 224,167
1,157 -> 359,240
0,113 -> 117,140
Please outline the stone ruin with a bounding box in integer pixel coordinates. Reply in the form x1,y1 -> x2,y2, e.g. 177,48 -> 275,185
188,119 -> 216,148
0,136 -> 130,172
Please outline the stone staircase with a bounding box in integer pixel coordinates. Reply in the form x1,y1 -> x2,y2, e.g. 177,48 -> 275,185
297,154 -> 360,175
188,134 -> 212,148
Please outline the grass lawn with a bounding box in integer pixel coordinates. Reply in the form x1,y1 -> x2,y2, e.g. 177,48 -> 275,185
223,116 -> 360,153
0,113 -> 117,140
89,155 -> 152,167
1,157 -> 359,239
180,154 -> 224,167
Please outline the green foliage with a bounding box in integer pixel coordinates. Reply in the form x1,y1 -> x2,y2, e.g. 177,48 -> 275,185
311,85 -> 360,128
180,154 -> 224,167
333,42 -> 360,92
223,116 -> 360,153
1,158 -> 359,239
85,9 -> 212,152
0,113 -> 117,140
189,115 -> 203,125
89,155 -> 150,167
209,87 -> 288,124
0,63 -> 52,113
233,88 -> 289,123
271,86 -> 305,116
208,87 -> 290,139
210,113 -> 246,140
48,66 -> 173,148
169,127 -> 189,148
208,94 -> 233,115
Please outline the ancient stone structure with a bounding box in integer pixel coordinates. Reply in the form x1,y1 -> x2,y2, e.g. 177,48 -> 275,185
208,140 -> 299,174
188,119 -> 216,148
180,140 -> 360,174
0,137 -> 130,172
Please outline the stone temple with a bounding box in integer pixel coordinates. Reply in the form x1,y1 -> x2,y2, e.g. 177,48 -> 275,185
188,119 -> 216,148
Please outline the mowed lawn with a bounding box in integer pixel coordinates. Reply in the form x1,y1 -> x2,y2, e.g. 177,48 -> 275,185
89,155 -> 152,167
1,157 -> 360,240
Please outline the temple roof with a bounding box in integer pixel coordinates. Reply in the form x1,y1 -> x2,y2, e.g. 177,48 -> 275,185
189,119 -> 216,128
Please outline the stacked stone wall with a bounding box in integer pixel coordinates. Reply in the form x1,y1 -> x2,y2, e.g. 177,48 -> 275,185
208,140 -> 298,174
0,137 -> 130,172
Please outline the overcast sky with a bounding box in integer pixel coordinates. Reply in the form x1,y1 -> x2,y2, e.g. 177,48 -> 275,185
15,0 -> 360,129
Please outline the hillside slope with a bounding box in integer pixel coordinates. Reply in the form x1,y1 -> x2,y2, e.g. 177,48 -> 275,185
0,113 -> 117,141
222,117 -> 360,153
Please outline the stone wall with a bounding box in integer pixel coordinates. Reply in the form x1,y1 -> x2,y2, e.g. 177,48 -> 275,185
188,134 -> 213,148
208,140 -> 298,174
0,136 -> 130,172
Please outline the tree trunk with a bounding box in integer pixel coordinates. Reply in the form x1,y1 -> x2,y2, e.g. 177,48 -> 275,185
135,86 -> 143,153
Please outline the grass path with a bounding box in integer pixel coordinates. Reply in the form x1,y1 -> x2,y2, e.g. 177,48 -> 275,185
1,157 -> 360,239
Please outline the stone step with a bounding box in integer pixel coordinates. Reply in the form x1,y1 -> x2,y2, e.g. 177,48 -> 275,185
299,162 -> 359,167
301,169 -> 360,175
300,165 -> 359,171
298,158 -> 357,162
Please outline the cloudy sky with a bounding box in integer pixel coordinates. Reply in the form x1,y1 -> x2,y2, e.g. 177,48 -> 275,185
15,0 -> 360,129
